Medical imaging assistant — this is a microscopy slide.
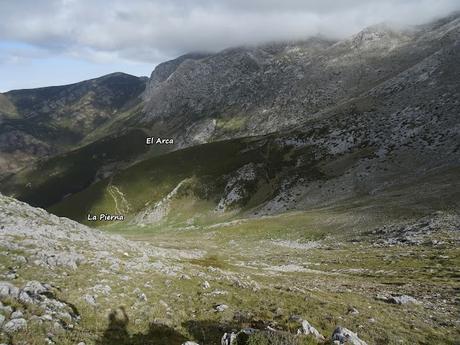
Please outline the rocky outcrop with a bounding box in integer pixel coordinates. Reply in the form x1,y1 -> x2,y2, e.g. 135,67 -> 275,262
133,179 -> 190,225
371,213 -> 460,246
376,294 -> 420,305
0,281 -> 78,335
216,163 -> 259,212
140,14 -> 460,155
332,326 -> 368,345
297,319 -> 325,341
0,192 -> 206,342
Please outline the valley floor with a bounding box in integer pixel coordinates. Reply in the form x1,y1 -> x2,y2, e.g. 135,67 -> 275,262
1,195 -> 459,345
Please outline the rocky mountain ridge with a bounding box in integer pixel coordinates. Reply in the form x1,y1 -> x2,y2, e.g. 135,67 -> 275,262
140,13 -> 460,149
2,13 -> 460,217
1,13 -> 459,188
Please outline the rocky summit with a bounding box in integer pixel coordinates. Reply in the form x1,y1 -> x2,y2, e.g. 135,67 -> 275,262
0,12 -> 459,345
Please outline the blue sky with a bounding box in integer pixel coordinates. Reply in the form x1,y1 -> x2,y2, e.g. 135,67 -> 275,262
0,41 -> 153,92
1,0 -> 459,92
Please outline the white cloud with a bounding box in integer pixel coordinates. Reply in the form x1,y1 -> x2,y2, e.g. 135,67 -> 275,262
0,0 -> 459,73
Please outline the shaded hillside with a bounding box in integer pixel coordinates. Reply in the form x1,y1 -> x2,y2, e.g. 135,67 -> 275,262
0,128 -> 153,208
0,72 -> 147,177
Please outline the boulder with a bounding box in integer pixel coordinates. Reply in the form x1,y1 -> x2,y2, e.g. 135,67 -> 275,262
215,304 -> 229,312
18,290 -> 34,304
0,281 -> 19,299
22,280 -> 48,295
332,326 -> 368,345
2,318 -> 27,333
0,304 -> 13,314
388,295 -> 419,305
92,284 -> 112,296
221,332 -> 237,345
11,310 -> 24,319
298,319 -> 325,340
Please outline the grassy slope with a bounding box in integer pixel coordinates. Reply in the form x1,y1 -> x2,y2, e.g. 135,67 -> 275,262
108,205 -> 459,345
3,203 -> 458,345
49,135 -> 294,225
0,93 -> 19,118
1,129 -> 151,208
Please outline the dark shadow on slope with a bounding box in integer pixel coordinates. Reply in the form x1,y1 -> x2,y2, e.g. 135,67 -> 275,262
96,307 -> 187,345
182,319 -> 242,345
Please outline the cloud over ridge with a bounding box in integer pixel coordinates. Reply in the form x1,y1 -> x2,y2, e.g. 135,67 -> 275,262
1,0 -> 459,63
0,0 -> 459,91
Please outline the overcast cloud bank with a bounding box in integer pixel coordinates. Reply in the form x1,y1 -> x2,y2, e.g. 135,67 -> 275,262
1,0 -> 459,90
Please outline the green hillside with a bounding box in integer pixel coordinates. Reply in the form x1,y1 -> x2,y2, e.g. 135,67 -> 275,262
49,134 -> 297,225
1,129 -> 151,208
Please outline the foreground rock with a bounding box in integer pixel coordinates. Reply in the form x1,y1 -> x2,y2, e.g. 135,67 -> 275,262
214,304 -> 229,312
0,280 -> 78,337
295,318 -> 325,341
332,326 -> 368,345
376,294 -> 420,305
221,332 -> 237,345
2,318 -> 27,333
387,295 -> 419,305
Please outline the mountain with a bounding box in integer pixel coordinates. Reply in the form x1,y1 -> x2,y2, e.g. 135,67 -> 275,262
1,13 -> 459,222
1,13 -> 460,345
138,14 -> 460,149
0,72 -> 147,178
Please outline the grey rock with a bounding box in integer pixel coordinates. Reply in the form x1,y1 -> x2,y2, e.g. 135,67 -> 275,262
240,328 -> 258,335
0,304 -> 13,315
83,294 -> 97,306
332,326 -> 368,345
22,280 -> 48,296
18,290 -> 34,304
347,307 -> 360,315
221,332 -> 237,345
0,281 -> 19,299
182,342 -> 200,345
297,319 -> 325,340
14,255 -> 27,264
2,318 -> 27,333
41,314 -> 53,321
11,310 -> 23,319
387,295 -> 419,305
214,304 -> 229,312
5,271 -> 18,280
92,284 -> 112,296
